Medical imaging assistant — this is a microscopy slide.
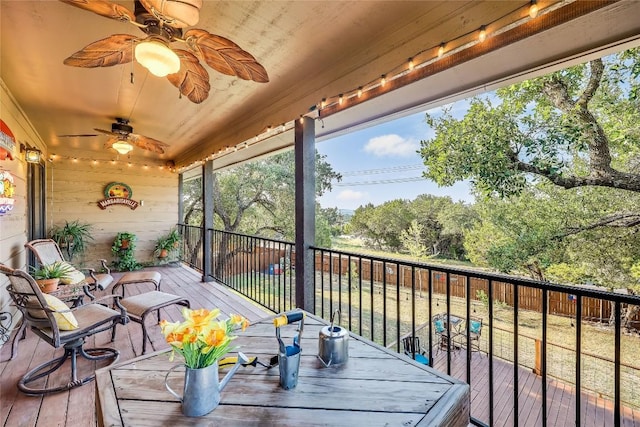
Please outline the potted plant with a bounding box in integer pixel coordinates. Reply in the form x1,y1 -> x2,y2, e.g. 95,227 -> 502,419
31,262 -> 73,293
154,228 -> 182,259
49,220 -> 93,262
111,232 -> 141,271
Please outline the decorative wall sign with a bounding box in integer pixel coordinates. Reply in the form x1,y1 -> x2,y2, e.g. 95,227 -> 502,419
0,170 -> 16,215
0,120 -> 16,161
97,182 -> 139,210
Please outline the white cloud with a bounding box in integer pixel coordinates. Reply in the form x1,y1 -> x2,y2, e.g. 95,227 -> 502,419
364,134 -> 419,157
337,189 -> 367,202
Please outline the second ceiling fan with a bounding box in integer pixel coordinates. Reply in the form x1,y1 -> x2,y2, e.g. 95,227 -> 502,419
60,0 -> 269,104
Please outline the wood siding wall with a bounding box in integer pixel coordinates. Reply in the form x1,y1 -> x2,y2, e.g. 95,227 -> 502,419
0,79 -> 46,329
48,148 -> 179,268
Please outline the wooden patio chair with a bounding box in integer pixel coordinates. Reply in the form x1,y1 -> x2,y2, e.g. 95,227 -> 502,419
0,264 -> 128,395
25,239 -> 113,294
402,335 -> 429,365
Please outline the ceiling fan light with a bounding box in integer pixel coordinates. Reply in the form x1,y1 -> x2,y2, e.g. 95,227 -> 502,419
135,40 -> 181,77
112,140 -> 134,155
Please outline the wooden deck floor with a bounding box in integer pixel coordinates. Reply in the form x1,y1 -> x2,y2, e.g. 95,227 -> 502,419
0,265 -> 271,427
431,348 -> 640,426
1,264 -> 638,426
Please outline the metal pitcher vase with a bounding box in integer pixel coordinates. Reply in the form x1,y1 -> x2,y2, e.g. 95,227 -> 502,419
165,352 -> 248,417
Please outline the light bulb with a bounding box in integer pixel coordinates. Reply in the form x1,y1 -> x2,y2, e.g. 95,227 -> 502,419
357,87 -> 363,98
112,140 -> 134,155
478,25 -> 487,42
135,39 -> 181,77
438,43 -> 445,58
408,58 -> 414,70
381,74 -> 386,87
529,0 -> 539,18
339,94 -> 344,105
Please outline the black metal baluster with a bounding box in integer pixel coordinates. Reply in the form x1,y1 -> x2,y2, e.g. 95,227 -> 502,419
514,284 -> 519,427
488,279 -> 494,427
542,288 -> 548,427
383,260 -> 387,347
576,294 -> 582,427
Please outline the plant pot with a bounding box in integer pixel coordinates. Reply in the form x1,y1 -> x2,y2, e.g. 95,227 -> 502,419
120,240 -> 130,249
158,249 -> 168,258
36,278 -> 60,293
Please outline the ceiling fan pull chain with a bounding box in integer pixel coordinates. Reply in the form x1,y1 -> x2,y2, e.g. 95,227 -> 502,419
130,39 -> 135,84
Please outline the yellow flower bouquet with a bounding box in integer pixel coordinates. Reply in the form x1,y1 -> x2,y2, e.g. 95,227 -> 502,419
160,308 -> 249,369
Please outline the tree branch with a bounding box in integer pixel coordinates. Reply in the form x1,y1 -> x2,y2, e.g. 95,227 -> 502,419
561,212 -> 640,236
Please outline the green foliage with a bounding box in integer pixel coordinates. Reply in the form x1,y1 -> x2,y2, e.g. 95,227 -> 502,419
111,232 -> 141,271
49,220 -> 93,262
183,149 -> 341,243
154,228 -> 181,258
349,195 -> 475,259
31,261 -> 73,280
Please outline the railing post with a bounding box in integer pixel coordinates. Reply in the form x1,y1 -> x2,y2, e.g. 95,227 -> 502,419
202,160 -> 214,282
294,116 -> 315,311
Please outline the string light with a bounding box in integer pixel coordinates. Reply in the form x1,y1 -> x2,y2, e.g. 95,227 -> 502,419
478,25 -> 487,42
529,0 -> 539,18
180,0 -> 562,171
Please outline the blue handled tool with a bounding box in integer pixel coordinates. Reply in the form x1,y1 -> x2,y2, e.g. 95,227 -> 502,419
273,310 -> 305,389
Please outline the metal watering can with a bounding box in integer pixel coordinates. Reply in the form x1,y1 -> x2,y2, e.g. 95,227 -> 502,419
274,310 -> 305,389
165,352 -> 250,417
318,309 -> 349,367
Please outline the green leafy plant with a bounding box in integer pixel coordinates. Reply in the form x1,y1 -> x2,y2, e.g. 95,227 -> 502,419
154,228 -> 181,258
49,220 -> 93,262
111,232 -> 141,271
31,261 -> 73,280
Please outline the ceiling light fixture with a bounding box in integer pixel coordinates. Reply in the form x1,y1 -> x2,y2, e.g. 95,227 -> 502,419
112,139 -> 134,155
24,148 -> 42,163
134,39 -> 181,77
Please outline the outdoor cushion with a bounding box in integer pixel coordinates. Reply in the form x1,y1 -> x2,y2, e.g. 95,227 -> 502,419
434,319 -> 445,333
470,320 -> 481,334
59,261 -> 86,285
43,293 -> 79,330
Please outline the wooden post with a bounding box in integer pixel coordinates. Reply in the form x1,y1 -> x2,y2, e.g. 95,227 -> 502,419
534,338 -> 541,375
295,116 -> 315,311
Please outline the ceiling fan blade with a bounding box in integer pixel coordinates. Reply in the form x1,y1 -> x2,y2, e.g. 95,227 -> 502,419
167,49 -> 210,104
59,0 -> 135,22
94,128 -> 121,137
129,134 -> 168,154
58,133 -> 99,137
64,34 -> 137,68
103,137 -> 117,149
183,29 -> 269,83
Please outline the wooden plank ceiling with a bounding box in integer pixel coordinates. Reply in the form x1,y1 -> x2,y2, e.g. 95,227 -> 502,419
1,1 -> 639,170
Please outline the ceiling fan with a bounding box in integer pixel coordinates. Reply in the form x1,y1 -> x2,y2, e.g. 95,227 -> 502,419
59,118 -> 169,155
59,0 -> 269,104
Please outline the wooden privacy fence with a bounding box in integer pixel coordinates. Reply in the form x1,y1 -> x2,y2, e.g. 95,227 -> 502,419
314,252 -> 640,324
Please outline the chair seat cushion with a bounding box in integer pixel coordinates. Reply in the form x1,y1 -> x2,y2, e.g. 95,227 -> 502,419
120,291 -> 185,318
38,303 -> 122,340
43,293 -> 79,330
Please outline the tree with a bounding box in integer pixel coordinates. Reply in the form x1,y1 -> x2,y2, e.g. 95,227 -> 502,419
420,48 -> 640,288
349,199 -> 413,251
421,49 -> 640,199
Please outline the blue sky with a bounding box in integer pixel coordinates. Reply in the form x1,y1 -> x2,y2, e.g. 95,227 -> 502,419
316,108 -> 474,211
